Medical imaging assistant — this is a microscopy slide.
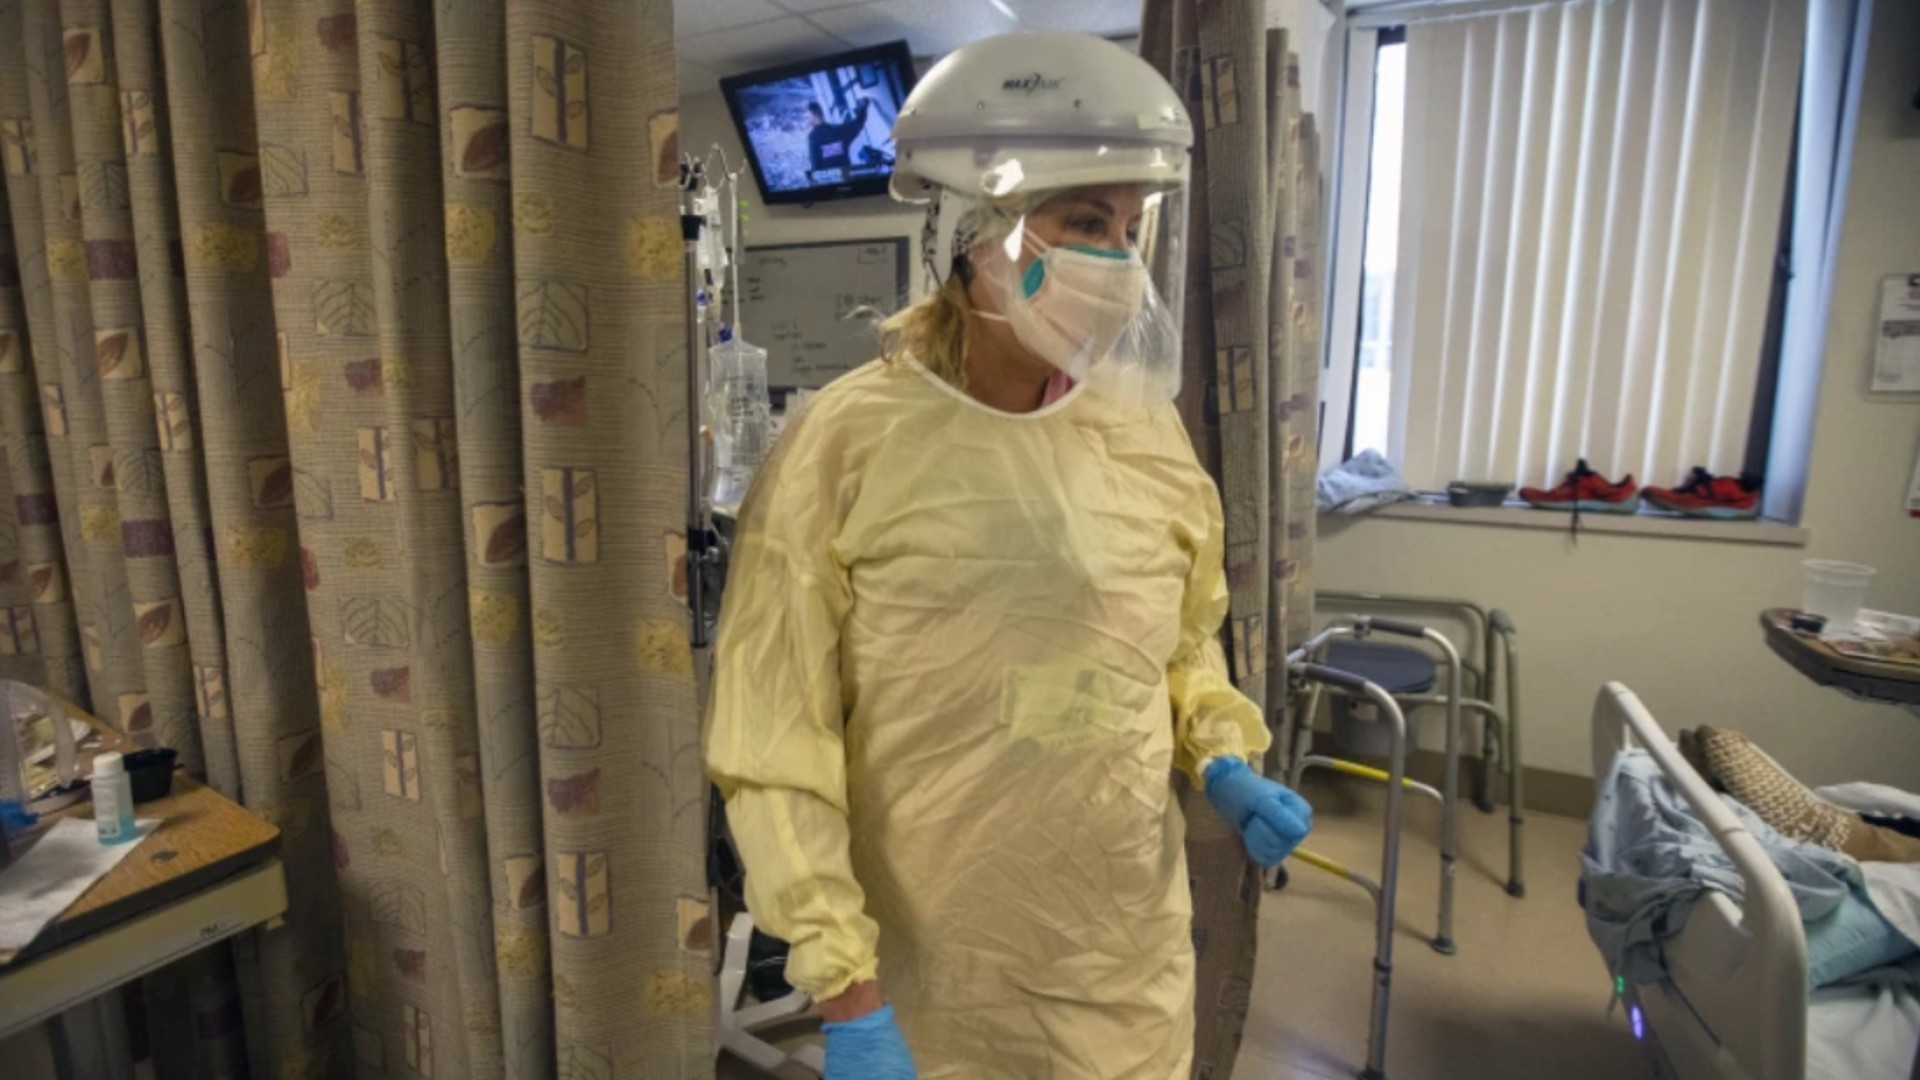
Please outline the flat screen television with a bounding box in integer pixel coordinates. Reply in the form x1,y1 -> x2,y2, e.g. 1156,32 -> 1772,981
721,41 -> 918,206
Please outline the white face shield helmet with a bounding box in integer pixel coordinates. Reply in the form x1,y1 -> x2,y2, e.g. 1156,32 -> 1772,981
890,33 -> 1193,409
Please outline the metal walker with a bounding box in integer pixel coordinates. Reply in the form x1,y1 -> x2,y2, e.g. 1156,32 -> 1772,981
1285,615 -> 1465,955
1283,624 -> 1417,1080
1316,593 -> 1526,899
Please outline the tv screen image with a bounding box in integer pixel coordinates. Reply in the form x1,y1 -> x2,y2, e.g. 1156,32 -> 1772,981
723,42 -> 915,204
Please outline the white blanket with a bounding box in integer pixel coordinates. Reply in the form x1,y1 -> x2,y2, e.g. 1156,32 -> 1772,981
1809,957 -> 1920,1080
1819,781 -> 1920,822
1811,782 -> 1920,1080
1814,782 -> 1920,950
1865,861 -> 1920,955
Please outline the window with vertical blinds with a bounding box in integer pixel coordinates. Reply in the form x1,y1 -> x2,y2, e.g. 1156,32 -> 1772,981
1384,0 -> 1804,492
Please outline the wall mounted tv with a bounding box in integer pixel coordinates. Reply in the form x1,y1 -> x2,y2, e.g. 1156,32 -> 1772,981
721,40 -> 918,206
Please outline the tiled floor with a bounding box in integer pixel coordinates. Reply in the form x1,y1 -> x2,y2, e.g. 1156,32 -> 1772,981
1241,775 -> 1657,1080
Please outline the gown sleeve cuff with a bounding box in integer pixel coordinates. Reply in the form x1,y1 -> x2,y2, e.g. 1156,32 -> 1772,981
1177,711 -> 1266,788
789,955 -> 881,1003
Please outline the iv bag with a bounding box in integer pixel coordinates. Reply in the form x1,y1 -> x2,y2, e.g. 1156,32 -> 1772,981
709,337 -> 771,516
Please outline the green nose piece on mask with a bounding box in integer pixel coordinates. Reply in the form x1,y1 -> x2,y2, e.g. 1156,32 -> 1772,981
1022,258 -> 1047,299
1021,244 -> 1133,298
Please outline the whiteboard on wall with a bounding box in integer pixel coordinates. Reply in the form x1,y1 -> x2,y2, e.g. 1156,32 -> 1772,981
740,238 -> 910,389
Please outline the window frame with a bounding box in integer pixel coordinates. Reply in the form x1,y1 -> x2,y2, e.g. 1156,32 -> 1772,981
1318,25 -> 1387,471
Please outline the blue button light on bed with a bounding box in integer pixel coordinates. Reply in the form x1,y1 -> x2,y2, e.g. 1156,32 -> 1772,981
1630,1005 -> 1645,1042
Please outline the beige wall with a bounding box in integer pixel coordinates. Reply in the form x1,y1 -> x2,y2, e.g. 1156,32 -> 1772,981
1318,2 -> 1920,786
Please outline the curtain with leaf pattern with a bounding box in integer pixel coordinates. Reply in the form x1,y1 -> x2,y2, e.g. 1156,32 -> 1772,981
0,0 -> 708,1076
1139,0 -> 1322,1075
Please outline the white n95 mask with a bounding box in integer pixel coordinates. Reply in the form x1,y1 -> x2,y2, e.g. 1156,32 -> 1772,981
1004,237 -> 1149,380
959,192 -> 1186,409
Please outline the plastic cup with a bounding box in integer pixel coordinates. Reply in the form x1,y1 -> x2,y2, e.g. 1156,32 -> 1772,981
1801,560 -> 1875,630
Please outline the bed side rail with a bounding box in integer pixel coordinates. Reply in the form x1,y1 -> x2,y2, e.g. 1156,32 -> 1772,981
1590,682 -> 1808,1080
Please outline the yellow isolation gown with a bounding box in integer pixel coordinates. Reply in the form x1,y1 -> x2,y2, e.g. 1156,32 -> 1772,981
705,357 -> 1269,1078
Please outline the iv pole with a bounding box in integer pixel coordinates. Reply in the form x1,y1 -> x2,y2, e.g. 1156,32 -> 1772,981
680,155 -> 721,650
679,144 -> 747,650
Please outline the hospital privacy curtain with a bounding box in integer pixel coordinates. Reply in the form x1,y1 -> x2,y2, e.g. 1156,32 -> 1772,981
1389,0 -> 1804,491
0,0 -> 706,1076
1141,0 -> 1324,1074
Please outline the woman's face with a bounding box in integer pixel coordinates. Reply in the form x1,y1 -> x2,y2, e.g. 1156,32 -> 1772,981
965,183 -> 1149,323
1021,184 -> 1149,260
959,183 -> 1155,388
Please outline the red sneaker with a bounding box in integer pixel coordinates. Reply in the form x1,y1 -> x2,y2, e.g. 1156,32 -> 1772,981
1644,467 -> 1761,520
1519,459 -> 1640,513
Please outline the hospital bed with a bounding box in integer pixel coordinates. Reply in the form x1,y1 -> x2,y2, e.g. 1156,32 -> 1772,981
1589,682 -> 1920,1080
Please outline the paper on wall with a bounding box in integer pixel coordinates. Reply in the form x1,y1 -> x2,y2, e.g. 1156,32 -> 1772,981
1907,440 -> 1920,518
1873,274 -> 1920,394
0,816 -> 156,964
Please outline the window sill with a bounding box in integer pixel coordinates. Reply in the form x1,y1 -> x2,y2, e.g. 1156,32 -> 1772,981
1323,498 -> 1810,548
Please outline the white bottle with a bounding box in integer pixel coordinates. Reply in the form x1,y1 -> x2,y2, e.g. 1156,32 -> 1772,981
92,751 -> 137,845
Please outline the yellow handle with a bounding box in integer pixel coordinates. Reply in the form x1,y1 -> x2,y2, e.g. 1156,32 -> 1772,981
1322,758 -> 1424,790
1288,847 -> 1352,878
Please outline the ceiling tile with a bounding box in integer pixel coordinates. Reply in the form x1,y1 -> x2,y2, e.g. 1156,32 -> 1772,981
674,16 -> 848,76
1002,0 -> 1140,38
807,0 -> 1015,58
674,0 -> 788,38
767,0 -> 873,13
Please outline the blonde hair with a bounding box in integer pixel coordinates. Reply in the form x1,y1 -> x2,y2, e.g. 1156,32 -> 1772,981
879,268 -> 973,390
880,192 -> 1048,391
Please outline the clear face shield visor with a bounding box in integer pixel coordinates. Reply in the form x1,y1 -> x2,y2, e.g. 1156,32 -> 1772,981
935,180 -> 1189,409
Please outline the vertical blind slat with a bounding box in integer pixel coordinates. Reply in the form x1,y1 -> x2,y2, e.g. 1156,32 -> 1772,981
1667,0 -> 1750,478
1608,0 -> 1689,477
1570,0 -> 1646,473
1460,14 -> 1528,480
1389,20 -> 1442,466
1435,24 -> 1495,480
1515,4 -> 1589,485
1485,8 -> 1561,483
1542,0 -> 1620,483
1645,0 -> 1726,483
1455,16 -> 1510,477
1420,18 -> 1474,472
1391,0 -> 1793,491
1710,0 -> 1805,471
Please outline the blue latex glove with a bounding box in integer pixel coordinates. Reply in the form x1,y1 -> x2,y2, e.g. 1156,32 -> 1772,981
0,799 -> 37,837
1205,757 -> 1313,867
823,1004 -> 918,1080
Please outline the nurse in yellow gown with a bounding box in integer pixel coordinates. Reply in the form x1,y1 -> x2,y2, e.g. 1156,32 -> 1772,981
705,32 -> 1313,1080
